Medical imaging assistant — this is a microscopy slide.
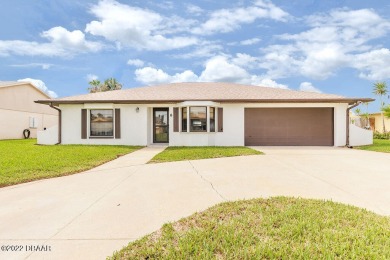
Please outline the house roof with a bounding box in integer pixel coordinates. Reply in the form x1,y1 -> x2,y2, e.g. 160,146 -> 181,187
0,81 -> 51,99
36,82 -> 373,105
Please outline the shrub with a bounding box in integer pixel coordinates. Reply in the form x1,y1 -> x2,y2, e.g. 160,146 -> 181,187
373,131 -> 390,139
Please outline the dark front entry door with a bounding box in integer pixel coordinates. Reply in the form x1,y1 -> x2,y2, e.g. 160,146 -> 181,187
153,108 -> 169,143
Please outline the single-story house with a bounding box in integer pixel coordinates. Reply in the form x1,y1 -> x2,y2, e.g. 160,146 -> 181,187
36,82 -> 373,146
368,113 -> 390,133
0,81 -> 58,140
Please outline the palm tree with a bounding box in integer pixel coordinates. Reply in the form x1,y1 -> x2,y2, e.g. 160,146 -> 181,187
88,78 -> 122,93
373,81 -> 388,132
88,79 -> 101,93
354,108 -> 362,127
363,102 -> 370,128
383,105 -> 390,119
103,78 -> 122,91
354,108 -> 361,116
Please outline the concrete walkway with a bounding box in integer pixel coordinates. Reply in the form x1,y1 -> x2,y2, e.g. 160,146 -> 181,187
0,146 -> 389,260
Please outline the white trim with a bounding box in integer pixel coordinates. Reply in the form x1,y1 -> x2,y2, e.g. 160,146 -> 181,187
179,101 -> 220,107
84,103 -> 114,109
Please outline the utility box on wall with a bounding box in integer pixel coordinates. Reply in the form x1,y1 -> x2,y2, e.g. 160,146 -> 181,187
29,117 -> 38,128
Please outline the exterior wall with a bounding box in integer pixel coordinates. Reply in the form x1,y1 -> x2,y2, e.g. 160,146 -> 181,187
169,102 -> 244,146
0,84 -> 58,139
37,125 -> 59,145
171,102 -> 347,147
0,109 -> 58,139
349,124 -> 373,146
61,103 -> 149,145
57,102 -> 348,147
371,113 -> 390,133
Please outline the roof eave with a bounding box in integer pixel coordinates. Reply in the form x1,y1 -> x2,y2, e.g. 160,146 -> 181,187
36,98 -> 375,105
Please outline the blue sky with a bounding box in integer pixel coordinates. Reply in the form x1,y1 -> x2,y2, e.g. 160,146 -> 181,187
1,0 -> 390,111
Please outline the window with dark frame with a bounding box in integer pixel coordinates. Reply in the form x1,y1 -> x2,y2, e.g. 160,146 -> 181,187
90,109 -> 114,137
210,107 -> 215,132
190,107 -> 207,132
182,107 -> 187,132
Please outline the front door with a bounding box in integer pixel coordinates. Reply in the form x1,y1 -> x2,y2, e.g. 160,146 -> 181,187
153,108 -> 169,143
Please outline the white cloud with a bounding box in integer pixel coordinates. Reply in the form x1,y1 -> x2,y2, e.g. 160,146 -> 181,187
127,59 -> 145,67
231,53 -> 259,69
186,4 -> 203,16
86,74 -> 98,81
172,42 -> 223,59
199,55 -> 249,82
85,0 -> 198,51
353,48 -> 390,80
10,63 -> 53,70
260,8 -> 390,80
228,38 -> 261,46
299,82 -> 322,93
135,67 -> 198,85
134,54 -> 287,89
0,26 -> 103,57
193,0 -> 289,35
251,78 -> 288,89
153,1 -> 174,10
240,38 -> 261,45
41,27 -> 103,52
17,78 -> 58,98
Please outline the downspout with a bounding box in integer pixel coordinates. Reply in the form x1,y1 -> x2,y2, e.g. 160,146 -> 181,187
346,101 -> 362,148
49,103 -> 61,144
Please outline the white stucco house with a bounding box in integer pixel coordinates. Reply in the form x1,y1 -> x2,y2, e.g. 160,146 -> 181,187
36,82 -> 373,146
0,81 -> 58,140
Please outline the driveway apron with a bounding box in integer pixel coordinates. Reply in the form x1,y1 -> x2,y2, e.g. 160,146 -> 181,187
0,146 -> 389,259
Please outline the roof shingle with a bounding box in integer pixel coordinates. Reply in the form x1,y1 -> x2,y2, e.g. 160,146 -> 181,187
36,82 -> 373,104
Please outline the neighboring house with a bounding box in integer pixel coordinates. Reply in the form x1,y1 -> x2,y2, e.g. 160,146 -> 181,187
368,113 -> 390,133
36,82 -> 373,146
0,81 -> 58,140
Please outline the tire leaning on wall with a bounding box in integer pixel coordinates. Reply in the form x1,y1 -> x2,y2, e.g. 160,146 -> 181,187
23,129 -> 30,139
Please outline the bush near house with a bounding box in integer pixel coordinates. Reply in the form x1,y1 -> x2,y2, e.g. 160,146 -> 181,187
110,197 -> 390,259
0,139 -> 141,187
373,131 -> 390,139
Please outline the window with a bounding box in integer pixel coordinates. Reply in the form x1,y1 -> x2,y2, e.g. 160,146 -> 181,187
90,109 -> 113,136
210,107 -> 215,132
190,107 -> 207,132
182,107 -> 187,132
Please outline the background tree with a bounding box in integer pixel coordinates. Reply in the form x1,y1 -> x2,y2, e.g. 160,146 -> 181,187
88,79 -> 101,93
102,78 -> 122,91
354,108 -> 361,116
363,102 -> 370,128
383,105 -> 390,119
88,78 -> 122,93
373,81 -> 388,132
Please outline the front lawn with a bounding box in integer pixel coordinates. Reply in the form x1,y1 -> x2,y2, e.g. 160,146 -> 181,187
148,146 -> 262,163
356,139 -> 390,153
0,139 -> 142,187
110,197 -> 390,259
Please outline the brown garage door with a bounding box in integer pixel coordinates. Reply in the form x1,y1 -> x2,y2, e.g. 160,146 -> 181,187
245,108 -> 334,146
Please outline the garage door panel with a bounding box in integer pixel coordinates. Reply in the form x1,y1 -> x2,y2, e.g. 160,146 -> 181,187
244,108 -> 334,146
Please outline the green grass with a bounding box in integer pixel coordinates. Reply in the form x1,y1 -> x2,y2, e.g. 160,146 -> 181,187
356,139 -> 390,153
110,197 -> 390,260
0,139 -> 142,187
149,146 -> 262,163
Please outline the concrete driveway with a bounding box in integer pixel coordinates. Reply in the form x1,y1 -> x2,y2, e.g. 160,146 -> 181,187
0,146 -> 389,260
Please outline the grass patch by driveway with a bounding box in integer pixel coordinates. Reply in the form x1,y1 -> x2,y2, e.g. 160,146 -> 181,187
110,197 -> 390,259
148,146 -> 262,163
356,139 -> 390,153
0,139 -> 142,187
